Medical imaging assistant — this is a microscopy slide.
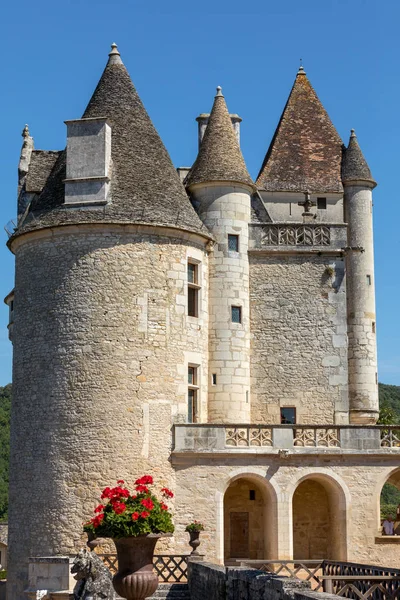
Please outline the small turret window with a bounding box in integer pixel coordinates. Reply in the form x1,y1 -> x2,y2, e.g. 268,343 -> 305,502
231,306 -> 242,323
367,275 -> 372,286
317,197 -> 327,210
228,234 -> 239,252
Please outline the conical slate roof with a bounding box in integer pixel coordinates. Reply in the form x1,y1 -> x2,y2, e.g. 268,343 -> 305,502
342,129 -> 376,185
15,45 -> 208,239
256,67 -> 343,193
185,87 -> 253,188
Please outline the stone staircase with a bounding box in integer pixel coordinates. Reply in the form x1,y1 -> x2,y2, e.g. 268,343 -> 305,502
149,583 -> 190,599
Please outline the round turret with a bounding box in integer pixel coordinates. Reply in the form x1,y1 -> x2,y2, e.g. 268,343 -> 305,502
6,45 -> 211,599
342,130 -> 378,424
186,87 -> 254,423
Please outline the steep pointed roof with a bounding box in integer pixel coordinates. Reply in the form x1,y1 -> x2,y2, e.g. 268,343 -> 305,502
342,129 -> 376,186
256,66 -> 343,193
15,45 -> 208,239
185,87 -> 253,188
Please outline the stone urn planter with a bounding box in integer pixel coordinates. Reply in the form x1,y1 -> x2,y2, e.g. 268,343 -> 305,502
112,534 -> 164,600
188,530 -> 201,555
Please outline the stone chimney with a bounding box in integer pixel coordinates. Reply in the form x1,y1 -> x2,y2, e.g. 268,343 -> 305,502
196,113 -> 242,149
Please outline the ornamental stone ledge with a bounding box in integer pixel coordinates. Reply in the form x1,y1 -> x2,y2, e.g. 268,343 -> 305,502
172,424 -> 400,456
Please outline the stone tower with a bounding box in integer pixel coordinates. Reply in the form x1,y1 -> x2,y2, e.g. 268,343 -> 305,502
6,45 -> 211,599
185,87 -> 254,423
342,130 -> 379,424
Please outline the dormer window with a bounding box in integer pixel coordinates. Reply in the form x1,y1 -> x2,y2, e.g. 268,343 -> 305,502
317,197 -> 327,210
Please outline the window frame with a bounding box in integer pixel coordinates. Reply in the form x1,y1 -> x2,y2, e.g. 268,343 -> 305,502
187,260 -> 201,318
231,305 -> 242,324
228,234 -> 240,252
280,406 -> 296,425
188,364 -> 200,423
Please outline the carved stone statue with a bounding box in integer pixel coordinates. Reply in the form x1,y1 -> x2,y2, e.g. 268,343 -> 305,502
71,548 -> 115,600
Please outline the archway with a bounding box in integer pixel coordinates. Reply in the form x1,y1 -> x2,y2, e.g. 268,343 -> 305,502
223,475 -> 277,562
379,468 -> 400,534
292,474 -> 347,560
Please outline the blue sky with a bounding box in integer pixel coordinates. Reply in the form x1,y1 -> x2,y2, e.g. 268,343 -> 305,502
0,0 -> 399,386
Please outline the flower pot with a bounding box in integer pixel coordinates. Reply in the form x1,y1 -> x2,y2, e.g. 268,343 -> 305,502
188,530 -> 201,555
112,535 -> 163,600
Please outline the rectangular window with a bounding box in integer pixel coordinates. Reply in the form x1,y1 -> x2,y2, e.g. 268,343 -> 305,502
280,407 -> 296,424
188,365 -> 199,423
372,321 -> 376,333
228,234 -> 239,252
317,197 -> 327,210
212,373 -> 217,385
249,490 -> 256,501
187,261 -> 200,317
366,274 -> 372,286
231,306 -> 242,323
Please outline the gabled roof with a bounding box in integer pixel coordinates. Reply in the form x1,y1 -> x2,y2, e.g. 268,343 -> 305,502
256,67 -> 343,194
185,87 -> 253,189
342,129 -> 376,186
16,45 -> 208,239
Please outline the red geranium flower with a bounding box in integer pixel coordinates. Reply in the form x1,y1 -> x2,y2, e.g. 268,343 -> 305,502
131,495 -> 137,500
132,512 -> 139,521
160,502 -> 168,511
135,475 -> 153,485
94,504 -> 105,513
101,487 -> 112,499
117,479 -> 125,484
113,502 -> 127,515
141,498 -> 154,510
135,484 -> 149,494
161,487 -> 174,498
141,511 -> 150,518
91,514 -> 104,528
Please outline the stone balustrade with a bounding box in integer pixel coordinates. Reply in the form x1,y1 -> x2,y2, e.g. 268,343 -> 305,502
172,424 -> 400,454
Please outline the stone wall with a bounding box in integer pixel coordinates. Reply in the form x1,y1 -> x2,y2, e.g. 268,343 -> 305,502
249,254 -> 348,424
293,479 -> 329,559
187,561 -> 338,600
8,225 -> 208,599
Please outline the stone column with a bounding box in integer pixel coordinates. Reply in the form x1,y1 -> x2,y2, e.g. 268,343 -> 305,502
344,181 -> 379,424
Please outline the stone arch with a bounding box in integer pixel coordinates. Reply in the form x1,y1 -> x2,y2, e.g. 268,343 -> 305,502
374,467 -> 400,533
215,469 -> 280,563
288,469 -> 349,561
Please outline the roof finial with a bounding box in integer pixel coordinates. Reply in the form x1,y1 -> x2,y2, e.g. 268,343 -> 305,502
22,124 -> 30,138
350,128 -> 356,138
298,59 -> 306,75
215,86 -> 224,97
108,42 -> 123,65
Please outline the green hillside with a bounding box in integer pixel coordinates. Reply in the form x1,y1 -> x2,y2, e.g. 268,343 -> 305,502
0,382 -> 398,522
0,385 -> 11,522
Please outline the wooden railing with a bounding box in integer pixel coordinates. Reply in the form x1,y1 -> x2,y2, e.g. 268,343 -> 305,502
239,560 -> 324,590
98,554 -> 189,583
241,559 -> 400,598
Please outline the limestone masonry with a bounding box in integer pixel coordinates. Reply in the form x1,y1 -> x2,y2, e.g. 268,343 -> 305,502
5,44 -> 398,600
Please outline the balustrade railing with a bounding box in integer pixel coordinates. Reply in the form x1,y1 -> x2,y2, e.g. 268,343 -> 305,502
240,559 -> 400,597
99,554 -> 189,583
223,425 -> 400,449
225,427 -> 273,447
260,223 -> 331,246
